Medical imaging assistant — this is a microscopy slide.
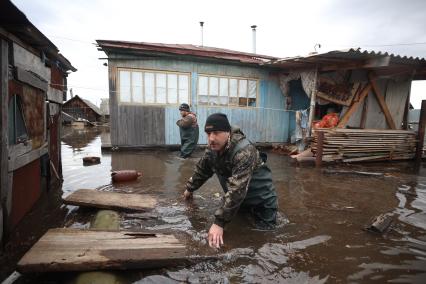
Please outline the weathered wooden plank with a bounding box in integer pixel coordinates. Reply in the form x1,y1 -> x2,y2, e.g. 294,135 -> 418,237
63,189 -> 156,211
16,67 -> 48,92
337,84 -> 371,128
17,228 -> 186,273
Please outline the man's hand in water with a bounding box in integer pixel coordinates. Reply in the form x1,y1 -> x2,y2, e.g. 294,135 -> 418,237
183,189 -> 193,200
208,223 -> 224,248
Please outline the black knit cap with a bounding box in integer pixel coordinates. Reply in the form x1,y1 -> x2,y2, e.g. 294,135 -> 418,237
179,103 -> 190,111
205,113 -> 231,133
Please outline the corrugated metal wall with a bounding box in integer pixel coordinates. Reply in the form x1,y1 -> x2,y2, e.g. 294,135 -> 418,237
109,57 -> 291,146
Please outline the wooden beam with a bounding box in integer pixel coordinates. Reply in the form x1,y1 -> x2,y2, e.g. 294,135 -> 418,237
337,84 -> 371,128
0,39 -> 9,249
368,73 -> 396,129
416,100 -> 426,162
360,95 -> 368,129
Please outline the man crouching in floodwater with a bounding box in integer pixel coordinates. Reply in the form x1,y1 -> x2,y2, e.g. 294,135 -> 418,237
183,113 -> 278,248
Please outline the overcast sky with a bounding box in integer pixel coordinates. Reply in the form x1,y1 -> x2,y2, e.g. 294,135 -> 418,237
12,0 -> 426,108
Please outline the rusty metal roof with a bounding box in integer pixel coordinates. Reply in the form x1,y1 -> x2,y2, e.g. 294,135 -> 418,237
266,48 -> 426,79
96,40 -> 278,65
0,0 -> 76,72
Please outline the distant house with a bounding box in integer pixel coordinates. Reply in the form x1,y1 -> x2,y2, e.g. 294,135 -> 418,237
0,0 -> 76,243
97,40 -> 426,150
62,95 -> 102,123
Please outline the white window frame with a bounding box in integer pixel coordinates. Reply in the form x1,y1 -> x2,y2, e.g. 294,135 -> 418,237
117,68 -> 191,106
197,74 -> 259,108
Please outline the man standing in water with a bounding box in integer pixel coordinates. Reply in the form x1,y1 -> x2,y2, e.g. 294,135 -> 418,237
176,103 -> 199,158
183,113 -> 278,248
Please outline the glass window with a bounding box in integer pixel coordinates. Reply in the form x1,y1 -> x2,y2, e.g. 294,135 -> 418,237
119,71 -> 131,103
248,80 -> 257,107
197,75 -> 258,108
144,72 -> 155,103
209,77 -> 219,106
167,74 -> 178,104
178,75 -> 189,104
198,76 -> 208,105
118,69 -> 190,105
219,78 -> 229,106
8,95 -> 28,145
238,79 -> 248,107
156,73 -> 166,104
132,72 -> 143,103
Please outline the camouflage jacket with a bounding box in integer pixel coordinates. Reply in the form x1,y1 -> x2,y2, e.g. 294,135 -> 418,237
185,127 -> 264,227
176,112 -> 198,128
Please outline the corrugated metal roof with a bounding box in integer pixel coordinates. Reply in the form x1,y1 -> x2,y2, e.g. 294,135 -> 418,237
267,48 -> 426,69
96,40 -> 277,65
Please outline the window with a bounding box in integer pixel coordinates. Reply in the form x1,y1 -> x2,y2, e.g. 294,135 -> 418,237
118,69 -> 190,105
198,75 -> 258,107
8,95 -> 28,145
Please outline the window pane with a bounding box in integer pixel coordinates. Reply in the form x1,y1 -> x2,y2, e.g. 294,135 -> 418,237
167,74 -> 178,104
178,75 -> 189,104
144,73 -> 155,103
156,73 -> 166,103
209,77 -> 219,106
198,76 -> 208,105
132,72 -> 143,103
229,79 -> 238,106
238,80 -> 248,98
198,76 -> 208,95
119,71 -> 131,103
238,80 -> 248,107
219,78 -> 228,96
248,80 -> 257,98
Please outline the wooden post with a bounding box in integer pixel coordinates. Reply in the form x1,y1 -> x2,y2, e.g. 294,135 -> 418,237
337,84 -> 371,128
0,39 -> 9,249
307,68 -> 318,137
360,95 -> 368,129
415,100 -> 426,163
368,73 -> 396,129
315,131 -> 324,167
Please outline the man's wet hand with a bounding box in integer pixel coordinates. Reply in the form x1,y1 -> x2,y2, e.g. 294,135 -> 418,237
183,189 -> 193,200
208,224 -> 224,249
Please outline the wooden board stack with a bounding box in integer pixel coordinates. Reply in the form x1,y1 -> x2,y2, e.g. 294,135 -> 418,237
312,128 -> 417,162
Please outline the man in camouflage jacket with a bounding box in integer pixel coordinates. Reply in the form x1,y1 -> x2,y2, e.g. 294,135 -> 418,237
183,113 -> 278,248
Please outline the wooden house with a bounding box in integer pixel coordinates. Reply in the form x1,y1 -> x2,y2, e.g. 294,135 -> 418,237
0,0 -> 76,245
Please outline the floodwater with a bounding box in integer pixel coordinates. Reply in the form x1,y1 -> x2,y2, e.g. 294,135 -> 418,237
3,126 -> 426,283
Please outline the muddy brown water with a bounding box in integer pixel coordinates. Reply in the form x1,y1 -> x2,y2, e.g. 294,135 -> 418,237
2,126 -> 426,283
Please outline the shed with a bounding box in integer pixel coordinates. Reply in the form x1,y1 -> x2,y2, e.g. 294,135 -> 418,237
0,0 -> 76,245
62,95 -> 102,123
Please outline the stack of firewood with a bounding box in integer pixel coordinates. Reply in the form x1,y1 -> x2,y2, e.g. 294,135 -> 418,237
312,128 -> 417,162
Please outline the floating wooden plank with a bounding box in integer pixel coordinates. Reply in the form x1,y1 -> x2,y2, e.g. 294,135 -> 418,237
63,189 -> 156,211
17,228 -> 186,273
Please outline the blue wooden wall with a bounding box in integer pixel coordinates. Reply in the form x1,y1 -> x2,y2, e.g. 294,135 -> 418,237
112,56 -> 294,145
